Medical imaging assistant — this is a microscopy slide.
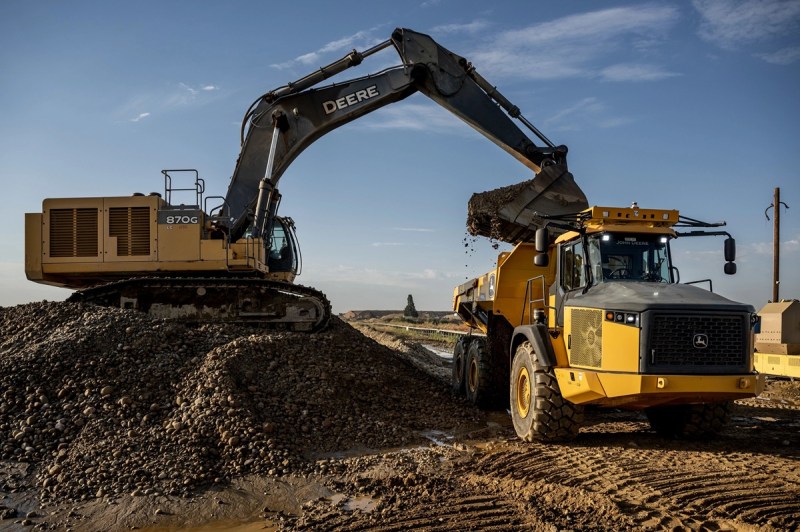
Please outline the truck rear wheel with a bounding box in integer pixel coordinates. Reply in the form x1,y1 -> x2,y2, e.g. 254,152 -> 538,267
645,402 -> 731,438
451,336 -> 471,396
510,341 -> 583,442
465,338 -> 502,408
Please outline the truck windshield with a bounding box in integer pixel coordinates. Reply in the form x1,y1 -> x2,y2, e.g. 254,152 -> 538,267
587,233 -> 671,283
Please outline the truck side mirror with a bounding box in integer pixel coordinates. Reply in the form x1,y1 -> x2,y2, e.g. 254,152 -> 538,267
535,227 -> 549,253
723,237 -> 736,275
724,237 -> 736,262
534,227 -> 549,267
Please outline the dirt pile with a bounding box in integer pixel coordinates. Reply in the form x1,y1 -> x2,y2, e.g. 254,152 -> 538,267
0,302 -> 480,503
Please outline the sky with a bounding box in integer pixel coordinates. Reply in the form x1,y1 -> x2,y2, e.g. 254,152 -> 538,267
1,0 -> 798,313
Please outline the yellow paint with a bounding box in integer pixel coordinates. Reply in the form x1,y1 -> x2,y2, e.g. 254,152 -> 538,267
554,368 -> 606,403
600,321 -> 641,372
25,195 -> 298,288
555,369 -> 765,408
24,213 -> 44,281
515,365 -> 531,418
754,352 -> 800,378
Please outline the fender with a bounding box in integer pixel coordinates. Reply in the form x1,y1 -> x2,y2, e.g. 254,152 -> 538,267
511,324 -> 557,368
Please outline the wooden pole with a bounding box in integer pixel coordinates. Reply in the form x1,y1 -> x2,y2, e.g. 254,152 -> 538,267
773,187 -> 780,302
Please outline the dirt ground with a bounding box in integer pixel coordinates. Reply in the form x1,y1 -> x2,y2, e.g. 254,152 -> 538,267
1,316 -> 798,531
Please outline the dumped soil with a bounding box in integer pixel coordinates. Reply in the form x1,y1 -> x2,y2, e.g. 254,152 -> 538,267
1,302 -> 799,531
467,179 -> 540,241
466,164 -> 588,243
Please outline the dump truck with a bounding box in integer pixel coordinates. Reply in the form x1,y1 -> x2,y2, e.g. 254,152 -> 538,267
25,27 -> 584,331
453,204 -> 765,440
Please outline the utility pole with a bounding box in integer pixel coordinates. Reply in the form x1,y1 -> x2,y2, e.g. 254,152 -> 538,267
765,187 -> 789,302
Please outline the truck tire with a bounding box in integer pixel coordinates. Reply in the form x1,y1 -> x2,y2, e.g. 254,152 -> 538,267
645,402 -> 731,438
510,341 -> 583,442
451,336 -> 471,396
464,338 -> 502,408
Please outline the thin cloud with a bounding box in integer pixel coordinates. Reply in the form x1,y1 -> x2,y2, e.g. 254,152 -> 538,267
747,237 -> 800,256
360,102 -> 477,136
755,46 -> 800,64
318,264 -> 459,287
693,0 -> 800,50
470,5 -> 680,81
393,227 -> 435,232
430,20 -> 489,34
270,27 -> 386,70
544,97 -> 604,129
371,242 -> 405,247
600,63 -> 681,82
118,82 -> 222,121
544,97 -> 634,131
179,82 -> 198,96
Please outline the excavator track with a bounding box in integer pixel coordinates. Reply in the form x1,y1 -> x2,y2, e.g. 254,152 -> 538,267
67,277 -> 332,332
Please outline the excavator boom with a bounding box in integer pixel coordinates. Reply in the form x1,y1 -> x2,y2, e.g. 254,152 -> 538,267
224,28 -> 588,241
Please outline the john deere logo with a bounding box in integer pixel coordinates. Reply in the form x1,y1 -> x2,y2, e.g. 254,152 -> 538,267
693,334 -> 709,349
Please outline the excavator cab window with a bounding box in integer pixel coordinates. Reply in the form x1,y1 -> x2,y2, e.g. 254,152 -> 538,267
267,219 -> 298,273
590,233 -> 671,283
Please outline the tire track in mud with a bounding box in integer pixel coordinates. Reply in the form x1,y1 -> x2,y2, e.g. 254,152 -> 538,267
468,438 -> 800,530
295,488 -> 529,531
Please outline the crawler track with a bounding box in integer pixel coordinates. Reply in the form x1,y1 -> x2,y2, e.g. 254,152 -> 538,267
68,276 -> 332,332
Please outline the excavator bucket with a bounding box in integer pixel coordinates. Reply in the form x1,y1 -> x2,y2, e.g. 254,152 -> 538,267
466,164 -> 588,243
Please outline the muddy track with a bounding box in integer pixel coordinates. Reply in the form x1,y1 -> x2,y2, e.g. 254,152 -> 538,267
469,435 -> 799,530
290,399 -> 799,532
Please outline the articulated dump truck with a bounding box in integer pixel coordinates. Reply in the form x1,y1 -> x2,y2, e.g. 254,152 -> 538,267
454,204 -> 764,441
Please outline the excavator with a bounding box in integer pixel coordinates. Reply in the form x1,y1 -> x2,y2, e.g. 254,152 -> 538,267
24,28 -> 585,331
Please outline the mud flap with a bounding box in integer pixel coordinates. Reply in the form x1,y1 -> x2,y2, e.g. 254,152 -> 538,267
512,324 -> 556,368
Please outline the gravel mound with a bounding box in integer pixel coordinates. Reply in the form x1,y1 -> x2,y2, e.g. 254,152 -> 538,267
0,302 -> 479,502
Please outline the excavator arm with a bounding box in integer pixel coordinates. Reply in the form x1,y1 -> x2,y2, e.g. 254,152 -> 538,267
224,27 -> 587,241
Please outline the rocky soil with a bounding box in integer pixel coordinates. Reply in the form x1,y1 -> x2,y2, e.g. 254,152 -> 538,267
1,301 -> 798,531
466,164 -> 587,243
0,301 -> 482,528
467,178 -> 537,242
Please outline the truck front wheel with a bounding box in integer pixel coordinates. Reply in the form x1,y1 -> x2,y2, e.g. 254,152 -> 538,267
510,341 -> 583,442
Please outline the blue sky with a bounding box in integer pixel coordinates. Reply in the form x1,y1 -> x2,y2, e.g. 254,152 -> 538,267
1,0 -> 798,313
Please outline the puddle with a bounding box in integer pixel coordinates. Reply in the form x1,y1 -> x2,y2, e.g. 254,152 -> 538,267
421,429 -> 455,446
329,494 -> 377,514
421,344 -> 453,360
140,519 -> 276,531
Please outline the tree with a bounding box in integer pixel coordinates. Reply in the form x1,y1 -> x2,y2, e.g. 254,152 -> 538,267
404,294 -> 419,318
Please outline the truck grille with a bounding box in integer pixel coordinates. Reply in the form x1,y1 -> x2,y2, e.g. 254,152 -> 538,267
570,308 -> 603,368
49,208 -> 98,257
109,207 -> 151,256
648,313 -> 747,369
